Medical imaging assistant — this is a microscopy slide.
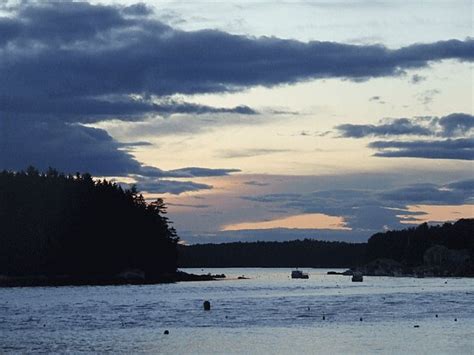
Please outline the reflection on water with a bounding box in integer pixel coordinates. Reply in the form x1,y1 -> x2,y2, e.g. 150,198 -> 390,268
1,268 -> 473,353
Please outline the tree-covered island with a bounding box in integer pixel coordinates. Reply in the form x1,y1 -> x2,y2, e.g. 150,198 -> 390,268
0,167 -> 213,286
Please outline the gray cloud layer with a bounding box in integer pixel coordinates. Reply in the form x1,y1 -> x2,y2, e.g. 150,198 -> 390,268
336,113 -> 474,138
2,2 -> 473,192
240,178 -> 473,233
1,2 -> 473,122
337,118 -> 433,138
0,118 -> 239,194
370,138 -> 474,160
336,113 -> 474,160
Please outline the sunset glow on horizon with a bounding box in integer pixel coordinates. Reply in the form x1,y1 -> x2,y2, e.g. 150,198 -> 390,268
397,204 -> 474,225
222,213 -> 351,231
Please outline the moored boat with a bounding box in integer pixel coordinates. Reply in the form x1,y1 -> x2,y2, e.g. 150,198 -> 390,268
352,271 -> 363,282
291,269 -> 309,279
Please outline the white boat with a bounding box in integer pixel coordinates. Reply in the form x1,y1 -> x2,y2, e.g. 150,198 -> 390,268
291,269 -> 309,279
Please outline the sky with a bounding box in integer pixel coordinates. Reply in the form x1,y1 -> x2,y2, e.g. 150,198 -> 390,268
0,0 -> 473,243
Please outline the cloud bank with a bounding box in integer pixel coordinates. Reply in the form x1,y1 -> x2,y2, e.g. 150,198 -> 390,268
336,113 -> 474,160
1,2 -> 473,122
1,2 -> 473,192
0,118 -> 239,194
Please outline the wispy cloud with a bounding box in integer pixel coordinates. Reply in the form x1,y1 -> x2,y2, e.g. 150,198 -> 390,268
410,74 -> 426,84
218,148 -> 292,159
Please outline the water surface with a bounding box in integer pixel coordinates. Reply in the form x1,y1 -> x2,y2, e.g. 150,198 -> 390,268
1,268 -> 473,353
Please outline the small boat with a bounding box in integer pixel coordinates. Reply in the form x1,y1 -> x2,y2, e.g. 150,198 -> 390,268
352,271 -> 363,282
291,269 -> 309,279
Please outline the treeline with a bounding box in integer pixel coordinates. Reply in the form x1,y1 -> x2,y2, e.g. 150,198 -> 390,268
178,239 -> 366,268
366,219 -> 474,266
178,219 -> 473,270
0,167 -> 178,278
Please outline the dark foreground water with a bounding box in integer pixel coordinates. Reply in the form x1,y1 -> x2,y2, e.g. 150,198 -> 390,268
1,268 -> 473,353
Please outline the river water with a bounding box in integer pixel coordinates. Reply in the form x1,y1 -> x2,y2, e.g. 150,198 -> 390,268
1,268 -> 473,353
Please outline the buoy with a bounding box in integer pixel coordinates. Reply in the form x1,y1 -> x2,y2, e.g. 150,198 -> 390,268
360,317 -> 363,321
203,300 -> 211,311
164,330 -> 169,335
322,315 -> 326,320
454,318 -> 457,322
307,307 -> 310,311
435,314 -> 438,318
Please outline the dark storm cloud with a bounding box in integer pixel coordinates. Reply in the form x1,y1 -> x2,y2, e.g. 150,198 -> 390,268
1,2 -> 473,121
370,138 -> 474,160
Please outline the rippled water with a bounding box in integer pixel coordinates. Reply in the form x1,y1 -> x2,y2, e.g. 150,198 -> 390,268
1,268 -> 473,353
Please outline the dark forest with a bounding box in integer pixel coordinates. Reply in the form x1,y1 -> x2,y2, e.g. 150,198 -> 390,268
178,239 -> 366,268
0,167 -> 178,278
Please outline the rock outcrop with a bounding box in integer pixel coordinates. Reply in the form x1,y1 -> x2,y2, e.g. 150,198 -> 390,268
353,245 -> 473,277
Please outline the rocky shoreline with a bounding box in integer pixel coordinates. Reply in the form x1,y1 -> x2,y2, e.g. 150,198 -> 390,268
327,244 -> 474,278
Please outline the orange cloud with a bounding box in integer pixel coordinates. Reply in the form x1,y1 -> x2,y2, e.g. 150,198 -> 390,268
398,204 -> 474,224
222,213 -> 351,231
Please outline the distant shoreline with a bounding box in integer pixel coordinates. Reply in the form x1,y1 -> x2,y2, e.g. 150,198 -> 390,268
3,266 -> 473,288
0,271 -> 220,288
